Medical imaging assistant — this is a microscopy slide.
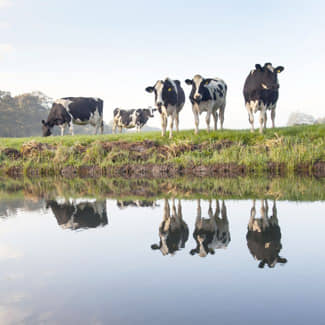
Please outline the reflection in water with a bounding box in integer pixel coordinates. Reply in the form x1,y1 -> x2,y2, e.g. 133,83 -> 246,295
46,199 -> 108,230
117,200 -> 158,209
151,198 -> 189,255
190,200 -> 231,257
246,200 -> 287,268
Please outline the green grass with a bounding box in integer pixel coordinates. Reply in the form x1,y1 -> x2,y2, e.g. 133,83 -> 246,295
0,124 -> 324,176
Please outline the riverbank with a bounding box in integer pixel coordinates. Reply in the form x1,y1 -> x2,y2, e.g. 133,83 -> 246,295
0,125 -> 324,177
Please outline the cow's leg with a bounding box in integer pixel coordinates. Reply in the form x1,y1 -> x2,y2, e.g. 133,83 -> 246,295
193,105 -> 199,135
175,112 -> 180,132
161,109 -> 167,137
100,120 -> 104,134
259,104 -> 266,133
69,123 -> 74,136
196,199 -> 202,225
112,121 -> 117,134
60,125 -> 65,136
271,108 -> 276,128
219,105 -> 225,130
213,110 -> 218,131
246,102 -> 254,132
221,200 -> 227,220
263,110 -> 267,129
206,110 -> 211,133
177,199 -> 182,220
169,114 -> 174,139
248,200 -> 256,230
119,126 -> 123,133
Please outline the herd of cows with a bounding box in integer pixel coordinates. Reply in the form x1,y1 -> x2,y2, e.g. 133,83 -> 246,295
44,198 -> 287,268
41,62 -> 284,137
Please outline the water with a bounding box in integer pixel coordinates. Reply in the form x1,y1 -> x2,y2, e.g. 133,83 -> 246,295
0,184 -> 324,324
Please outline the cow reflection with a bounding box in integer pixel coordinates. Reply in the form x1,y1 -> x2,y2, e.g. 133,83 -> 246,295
190,200 -> 230,257
117,200 -> 157,209
246,200 -> 287,268
46,199 -> 108,230
151,198 -> 189,255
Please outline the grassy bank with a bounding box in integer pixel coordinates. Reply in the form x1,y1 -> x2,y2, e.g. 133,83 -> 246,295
0,125 -> 324,177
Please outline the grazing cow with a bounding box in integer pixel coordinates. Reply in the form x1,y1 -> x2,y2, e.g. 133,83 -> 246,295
190,200 -> 230,257
243,63 -> 284,133
112,107 -> 156,133
117,200 -> 158,209
151,198 -> 189,256
185,75 -> 227,134
42,97 -> 104,136
246,200 -> 287,268
46,199 -> 108,230
145,78 -> 185,138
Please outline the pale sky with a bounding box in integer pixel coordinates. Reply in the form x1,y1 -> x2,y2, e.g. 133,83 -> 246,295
1,0 -> 324,129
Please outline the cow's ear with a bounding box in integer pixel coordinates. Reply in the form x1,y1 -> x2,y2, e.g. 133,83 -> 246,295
275,66 -> 284,73
151,244 -> 159,250
190,249 -> 197,255
255,64 -> 263,71
145,86 -> 154,93
185,79 -> 193,85
174,80 -> 180,86
41,120 -> 45,125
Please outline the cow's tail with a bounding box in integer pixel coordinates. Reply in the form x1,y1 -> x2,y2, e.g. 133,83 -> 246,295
97,98 -> 104,116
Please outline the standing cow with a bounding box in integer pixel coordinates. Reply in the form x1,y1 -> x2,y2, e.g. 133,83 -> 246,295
243,63 -> 284,133
185,75 -> 227,134
151,198 -> 189,256
41,97 -> 104,136
246,200 -> 287,268
112,107 -> 156,133
190,199 -> 231,257
145,78 -> 185,138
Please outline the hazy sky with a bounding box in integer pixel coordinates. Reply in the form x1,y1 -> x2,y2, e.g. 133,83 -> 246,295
1,0 -> 324,129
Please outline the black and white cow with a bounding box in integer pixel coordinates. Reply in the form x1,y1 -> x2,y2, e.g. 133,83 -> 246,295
190,200 -> 230,257
112,107 -> 156,133
151,198 -> 189,256
246,200 -> 287,268
145,78 -> 185,138
46,199 -> 108,230
117,200 -> 158,209
243,63 -> 284,133
42,97 -> 104,136
185,75 -> 227,134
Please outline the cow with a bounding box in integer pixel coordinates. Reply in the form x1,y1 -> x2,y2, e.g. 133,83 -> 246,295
117,200 -> 158,209
145,78 -> 185,138
246,200 -> 287,268
185,75 -> 227,134
190,199 -> 230,257
46,199 -> 108,230
112,107 -> 156,133
243,63 -> 284,133
41,97 -> 104,136
151,198 -> 189,256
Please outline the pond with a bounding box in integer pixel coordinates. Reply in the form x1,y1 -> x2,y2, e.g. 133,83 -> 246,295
0,177 -> 324,324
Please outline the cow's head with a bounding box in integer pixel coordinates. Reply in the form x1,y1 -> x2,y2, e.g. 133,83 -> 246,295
41,120 -> 52,137
255,63 -> 284,91
142,107 -> 157,118
145,78 -> 178,110
185,74 -> 210,104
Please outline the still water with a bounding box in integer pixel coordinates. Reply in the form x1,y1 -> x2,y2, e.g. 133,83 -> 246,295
0,192 -> 324,324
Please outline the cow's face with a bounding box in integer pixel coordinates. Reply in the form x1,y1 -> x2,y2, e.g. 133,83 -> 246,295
185,74 -> 207,103
41,120 -> 52,136
255,63 -> 284,91
145,79 -> 177,109
144,107 -> 157,118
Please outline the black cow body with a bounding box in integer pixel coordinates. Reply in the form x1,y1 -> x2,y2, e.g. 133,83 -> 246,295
145,78 -> 185,138
42,97 -> 104,136
112,107 -> 156,133
243,63 -> 284,133
246,200 -> 287,268
190,200 -> 230,257
185,75 -> 227,134
151,199 -> 189,256
46,199 -> 108,230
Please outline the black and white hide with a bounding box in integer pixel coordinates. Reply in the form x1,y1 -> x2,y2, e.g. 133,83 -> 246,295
145,78 -> 185,138
246,200 -> 287,268
185,75 -> 227,134
243,63 -> 284,133
190,200 -> 231,257
42,97 -> 104,136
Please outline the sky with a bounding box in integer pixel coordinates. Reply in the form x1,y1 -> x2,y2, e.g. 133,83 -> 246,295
1,0 -> 325,129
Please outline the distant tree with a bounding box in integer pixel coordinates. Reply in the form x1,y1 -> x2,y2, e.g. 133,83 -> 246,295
287,112 -> 315,126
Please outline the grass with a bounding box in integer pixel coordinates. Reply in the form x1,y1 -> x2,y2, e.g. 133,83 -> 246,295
0,124 -> 324,176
